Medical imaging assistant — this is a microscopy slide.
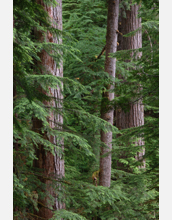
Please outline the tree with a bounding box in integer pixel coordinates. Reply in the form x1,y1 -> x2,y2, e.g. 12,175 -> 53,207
32,0 -> 65,218
115,0 -> 145,170
111,0 -> 159,218
99,0 -> 119,187
13,0 -> 66,218
13,0 -> 159,219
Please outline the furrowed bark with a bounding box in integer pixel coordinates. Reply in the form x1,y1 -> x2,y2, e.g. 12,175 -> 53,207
33,1 -> 64,219
49,0 -> 65,211
116,1 -> 145,169
99,0 -> 119,187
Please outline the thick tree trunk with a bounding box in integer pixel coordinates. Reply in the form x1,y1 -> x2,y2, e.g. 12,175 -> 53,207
33,0 -> 64,219
99,0 -> 119,187
116,1 -> 145,169
117,3 -> 142,52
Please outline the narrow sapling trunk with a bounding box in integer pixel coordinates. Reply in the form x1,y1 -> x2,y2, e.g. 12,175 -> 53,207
99,0 -> 119,187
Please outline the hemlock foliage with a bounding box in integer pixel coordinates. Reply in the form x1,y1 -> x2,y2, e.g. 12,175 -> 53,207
13,0 -> 159,219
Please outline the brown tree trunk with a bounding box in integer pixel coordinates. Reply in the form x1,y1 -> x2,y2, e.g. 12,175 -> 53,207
116,1 -> 145,169
33,1 -> 64,219
99,0 -> 119,187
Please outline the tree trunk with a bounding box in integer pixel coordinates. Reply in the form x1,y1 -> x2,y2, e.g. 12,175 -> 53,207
116,1 -> 145,169
33,0 -> 64,219
99,0 -> 119,187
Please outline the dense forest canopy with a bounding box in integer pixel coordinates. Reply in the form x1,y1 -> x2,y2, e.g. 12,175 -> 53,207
13,0 -> 159,219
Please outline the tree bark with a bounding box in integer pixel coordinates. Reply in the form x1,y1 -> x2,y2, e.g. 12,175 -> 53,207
33,0 -> 64,219
116,1 -> 145,169
99,0 -> 119,187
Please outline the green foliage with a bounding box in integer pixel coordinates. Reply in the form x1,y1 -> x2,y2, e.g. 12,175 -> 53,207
51,209 -> 87,220
110,1 -> 159,219
13,0 -> 117,218
13,0 -> 159,219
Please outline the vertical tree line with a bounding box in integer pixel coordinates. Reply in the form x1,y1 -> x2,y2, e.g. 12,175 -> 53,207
99,0 -> 119,188
116,0 -> 145,171
13,0 -> 159,219
32,0 -> 64,218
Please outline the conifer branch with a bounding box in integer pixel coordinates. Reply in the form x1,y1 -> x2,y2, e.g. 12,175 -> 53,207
130,86 -> 159,104
37,201 -> 56,211
27,212 -> 48,219
95,45 -> 106,61
22,171 -> 72,185
144,30 -> 152,49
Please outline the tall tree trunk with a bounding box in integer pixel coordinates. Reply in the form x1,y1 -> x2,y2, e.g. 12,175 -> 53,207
99,0 -> 119,187
49,0 -> 65,211
116,1 -> 145,169
33,0 -> 64,219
